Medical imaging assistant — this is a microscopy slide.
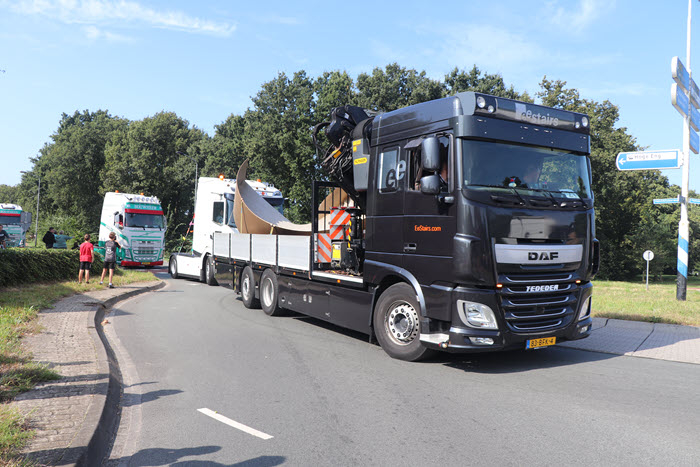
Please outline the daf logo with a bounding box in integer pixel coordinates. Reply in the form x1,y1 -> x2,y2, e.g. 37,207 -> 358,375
528,251 -> 559,261
526,285 -> 559,292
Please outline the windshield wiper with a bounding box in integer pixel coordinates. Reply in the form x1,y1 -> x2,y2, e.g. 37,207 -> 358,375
468,184 -> 528,205
513,187 -> 561,207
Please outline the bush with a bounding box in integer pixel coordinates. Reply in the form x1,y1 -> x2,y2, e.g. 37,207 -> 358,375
0,248 -> 103,287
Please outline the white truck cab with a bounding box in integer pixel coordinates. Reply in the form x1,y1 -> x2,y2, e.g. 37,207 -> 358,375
98,192 -> 166,266
0,203 -> 32,247
169,176 -> 283,283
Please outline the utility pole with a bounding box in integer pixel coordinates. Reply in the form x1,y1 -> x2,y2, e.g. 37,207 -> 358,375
677,0 -> 692,300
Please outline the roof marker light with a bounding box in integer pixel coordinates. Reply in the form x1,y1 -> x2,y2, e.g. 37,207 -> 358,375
219,174 -> 225,181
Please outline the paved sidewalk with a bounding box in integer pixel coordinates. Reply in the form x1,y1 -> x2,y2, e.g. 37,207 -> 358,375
10,280 -> 163,466
560,317 -> 700,364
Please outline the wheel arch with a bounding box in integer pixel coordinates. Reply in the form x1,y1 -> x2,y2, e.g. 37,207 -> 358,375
364,260 -> 427,342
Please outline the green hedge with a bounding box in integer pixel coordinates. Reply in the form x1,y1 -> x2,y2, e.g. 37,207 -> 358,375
0,248 -> 104,288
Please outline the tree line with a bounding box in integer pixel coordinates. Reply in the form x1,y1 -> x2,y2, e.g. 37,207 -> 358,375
1,63 -> 697,280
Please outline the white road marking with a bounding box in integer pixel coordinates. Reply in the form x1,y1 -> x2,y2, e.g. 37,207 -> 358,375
197,408 -> 273,440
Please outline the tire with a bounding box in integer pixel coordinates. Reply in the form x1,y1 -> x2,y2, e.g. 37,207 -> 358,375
240,266 -> 260,309
169,256 -> 179,279
205,256 -> 218,286
373,283 -> 434,361
260,269 -> 284,316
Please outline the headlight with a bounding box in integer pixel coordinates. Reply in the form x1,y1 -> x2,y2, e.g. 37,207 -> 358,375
578,296 -> 591,321
457,300 -> 499,330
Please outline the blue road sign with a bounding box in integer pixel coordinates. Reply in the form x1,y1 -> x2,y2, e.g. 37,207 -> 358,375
653,197 -> 680,205
616,150 -> 681,171
690,198 -> 700,205
672,56 -> 700,108
692,129 -> 700,154
671,83 -> 700,131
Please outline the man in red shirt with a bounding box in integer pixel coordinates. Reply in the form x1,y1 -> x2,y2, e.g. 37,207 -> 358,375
78,234 -> 94,284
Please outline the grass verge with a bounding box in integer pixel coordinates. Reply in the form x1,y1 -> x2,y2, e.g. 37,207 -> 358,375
0,268 -> 158,465
593,276 -> 700,326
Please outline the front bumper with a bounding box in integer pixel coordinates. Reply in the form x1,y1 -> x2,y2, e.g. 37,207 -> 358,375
420,282 -> 593,352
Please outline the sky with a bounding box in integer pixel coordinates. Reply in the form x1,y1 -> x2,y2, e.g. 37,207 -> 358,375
1,0 -> 699,192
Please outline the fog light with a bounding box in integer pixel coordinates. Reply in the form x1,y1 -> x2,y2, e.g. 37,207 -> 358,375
581,116 -> 589,127
578,296 -> 592,321
457,300 -> 499,330
487,105 -> 495,113
470,337 -> 495,346
579,325 -> 590,333
476,96 -> 486,108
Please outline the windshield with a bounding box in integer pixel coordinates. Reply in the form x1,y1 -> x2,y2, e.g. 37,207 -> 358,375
462,140 -> 592,199
225,197 -> 284,228
125,212 -> 165,229
0,214 -> 21,224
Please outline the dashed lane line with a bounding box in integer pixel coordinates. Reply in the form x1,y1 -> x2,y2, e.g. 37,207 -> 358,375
197,408 -> 274,440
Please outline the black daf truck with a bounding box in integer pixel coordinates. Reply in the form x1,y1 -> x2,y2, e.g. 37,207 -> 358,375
209,91 -> 599,361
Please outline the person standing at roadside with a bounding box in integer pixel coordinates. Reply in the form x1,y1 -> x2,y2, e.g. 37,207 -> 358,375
78,234 -> 94,284
54,230 -> 73,249
0,224 -> 8,249
100,231 -> 121,288
42,227 -> 56,249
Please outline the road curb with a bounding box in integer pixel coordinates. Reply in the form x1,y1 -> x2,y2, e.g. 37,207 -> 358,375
76,280 -> 165,466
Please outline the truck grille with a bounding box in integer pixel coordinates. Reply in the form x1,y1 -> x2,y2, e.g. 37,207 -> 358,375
498,272 -> 579,333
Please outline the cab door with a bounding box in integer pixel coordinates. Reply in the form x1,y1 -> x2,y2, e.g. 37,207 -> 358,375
365,145 -> 406,268
402,135 -> 457,285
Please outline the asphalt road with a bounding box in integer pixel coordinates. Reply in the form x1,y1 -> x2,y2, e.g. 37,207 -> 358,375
104,272 -> 700,466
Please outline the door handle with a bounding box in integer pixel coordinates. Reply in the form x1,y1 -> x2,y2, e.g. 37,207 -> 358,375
404,243 -> 417,253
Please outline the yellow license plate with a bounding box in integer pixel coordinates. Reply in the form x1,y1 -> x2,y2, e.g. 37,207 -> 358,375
526,337 -> 556,349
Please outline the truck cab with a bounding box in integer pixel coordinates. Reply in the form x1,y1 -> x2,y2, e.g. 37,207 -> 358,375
169,176 -> 284,283
0,203 -> 32,247
98,192 -> 166,266
354,92 -> 598,355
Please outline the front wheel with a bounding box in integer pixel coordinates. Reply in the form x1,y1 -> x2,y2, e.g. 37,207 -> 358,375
205,256 -> 218,286
169,256 -> 179,279
373,283 -> 434,361
240,266 -> 260,309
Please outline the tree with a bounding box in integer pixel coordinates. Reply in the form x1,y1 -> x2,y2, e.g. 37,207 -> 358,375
444,66 -> 532,101
102,112 -> 207,242
355,63 -> 443,112
31,110 -> 128,232
243,71 -> 318,222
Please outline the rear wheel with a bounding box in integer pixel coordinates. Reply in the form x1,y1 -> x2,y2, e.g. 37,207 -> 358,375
169,256 -> 179,279
260,269 -> 284,316
240,266 -> 260,309
205,256 -> 218,286
373,283 -> 434,361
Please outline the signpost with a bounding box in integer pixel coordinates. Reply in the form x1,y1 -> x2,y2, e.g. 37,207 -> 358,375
643,250 -> 654,291
615,150 -> 681,170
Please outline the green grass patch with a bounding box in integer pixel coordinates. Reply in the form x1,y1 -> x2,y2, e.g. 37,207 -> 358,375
593,276 -> 700,326
0,406 -> 33,464
0,268 -> 158,464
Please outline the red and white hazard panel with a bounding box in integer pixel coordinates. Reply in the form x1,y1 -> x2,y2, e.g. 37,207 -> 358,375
330,208 -> 351,240
316,233 -> 332,263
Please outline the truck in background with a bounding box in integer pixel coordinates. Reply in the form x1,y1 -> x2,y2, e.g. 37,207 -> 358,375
98,192 -> 166,266
174,91 -> 599,361
169,176 -> 284,283
0,203 -> 32,247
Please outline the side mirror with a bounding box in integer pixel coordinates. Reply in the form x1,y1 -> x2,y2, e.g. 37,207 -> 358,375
420,174 -> 441,195
421,137 -> 440,171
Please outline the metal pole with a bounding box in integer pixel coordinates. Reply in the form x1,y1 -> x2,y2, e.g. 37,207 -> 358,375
34,176 -> 40,248
678,0 -> 692,300
646,259 -> 650,291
